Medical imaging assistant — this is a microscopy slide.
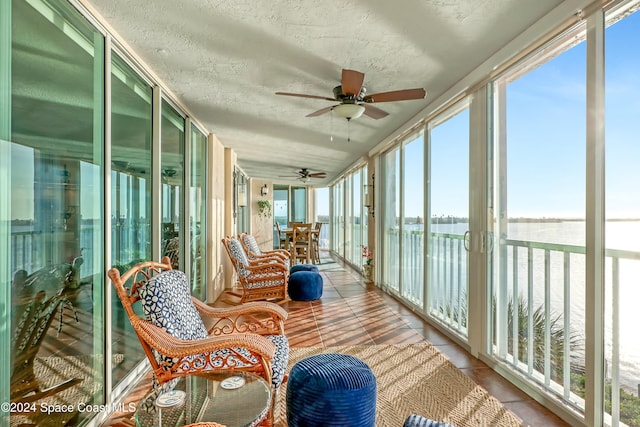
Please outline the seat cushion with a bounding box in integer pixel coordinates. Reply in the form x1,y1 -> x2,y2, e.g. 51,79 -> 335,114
288,271 -> 323,301
290,264 -> 319,274
227,238 -> 251,277
403,414 -> 456,427
287,353 -> 376,427
139,269 -> 208,341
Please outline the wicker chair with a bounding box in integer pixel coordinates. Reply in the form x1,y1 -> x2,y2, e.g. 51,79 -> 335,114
222,236 -> 289,304
108,257 -> 289,424
11,262 -> 84,404
239,232 -> 290,268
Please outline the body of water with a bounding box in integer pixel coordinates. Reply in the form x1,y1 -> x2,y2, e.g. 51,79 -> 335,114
407,219 -> 640,392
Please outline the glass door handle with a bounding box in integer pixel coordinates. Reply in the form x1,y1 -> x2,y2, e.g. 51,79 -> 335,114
464,230 -> 471,252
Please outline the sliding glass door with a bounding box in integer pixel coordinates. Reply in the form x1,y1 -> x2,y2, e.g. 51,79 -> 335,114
491,22 -> 587,412
604,4 -> 640,425
427,106 -> 469,337
10,0 -> 106,424
110,51 -> 152,384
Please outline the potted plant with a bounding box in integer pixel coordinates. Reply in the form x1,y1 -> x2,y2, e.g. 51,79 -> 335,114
362,245 -> 373,282
257,200 -> 272,218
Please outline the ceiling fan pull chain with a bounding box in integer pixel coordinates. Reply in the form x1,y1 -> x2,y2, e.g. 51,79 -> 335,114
347,118 -> 351,142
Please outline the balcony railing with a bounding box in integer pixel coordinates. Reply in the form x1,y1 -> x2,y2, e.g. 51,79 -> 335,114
383,227 -> 638,423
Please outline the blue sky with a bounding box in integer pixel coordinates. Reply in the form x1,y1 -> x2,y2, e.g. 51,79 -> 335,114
367,9 -> 639,220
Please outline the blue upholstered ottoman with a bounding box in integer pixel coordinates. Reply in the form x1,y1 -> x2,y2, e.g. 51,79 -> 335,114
290,264 -> 319,274
286,353 -> 376,427
288,271 -> 323,301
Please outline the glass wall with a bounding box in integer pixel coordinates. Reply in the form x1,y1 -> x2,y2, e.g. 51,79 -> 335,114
161,101 -> 185,269
491,21 -> 587,413
190,125 -> 207,300
110,52 -> 152,384
4,1 -> 214,424
10,0 -> 106,424
291,186 -> 307,223
401,131 -> 425,306
382,147 -> 401,292
604,4 -> 640,426
344,174 -> 353,263
428,107 -> 469,337
315,187 -> 330,250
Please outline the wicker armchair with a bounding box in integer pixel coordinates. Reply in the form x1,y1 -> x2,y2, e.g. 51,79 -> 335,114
239,232 -> 290,268
222,236 -> 289,304
108,257 -> 289,411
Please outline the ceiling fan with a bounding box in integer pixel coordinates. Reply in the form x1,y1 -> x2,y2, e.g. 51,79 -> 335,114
276,69 -> 426,120
280,168 -> 327,182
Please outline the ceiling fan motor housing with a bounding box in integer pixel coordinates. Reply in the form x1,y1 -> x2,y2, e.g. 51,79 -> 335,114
333,85 -> 366,102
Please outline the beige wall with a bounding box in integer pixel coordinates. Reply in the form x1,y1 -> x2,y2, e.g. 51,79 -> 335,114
206,135 -> 228,302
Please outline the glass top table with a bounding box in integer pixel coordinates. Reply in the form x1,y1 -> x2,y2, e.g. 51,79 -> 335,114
135,372 -> 271,427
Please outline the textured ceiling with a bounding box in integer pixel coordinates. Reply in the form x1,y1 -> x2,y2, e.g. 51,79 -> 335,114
83,0 -> 567,185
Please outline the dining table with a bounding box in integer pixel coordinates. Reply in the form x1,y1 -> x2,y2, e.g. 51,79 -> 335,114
280,226 -> 321,264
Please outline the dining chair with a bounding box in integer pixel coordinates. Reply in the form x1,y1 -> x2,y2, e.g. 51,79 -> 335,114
290,223 -> 313,265
274,222 -> 287,249
312,222 -> 323,264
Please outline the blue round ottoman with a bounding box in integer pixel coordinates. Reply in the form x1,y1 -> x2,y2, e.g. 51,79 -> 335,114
290,264 -> 319,274
287,353 -> 376,427
288,271 -> 323,301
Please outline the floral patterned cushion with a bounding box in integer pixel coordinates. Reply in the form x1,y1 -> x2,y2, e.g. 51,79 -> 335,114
267,334 -> 289,387
138,269 -> 289,388
139,269 -> 209,341
242,234 -> 262,256
227,237 -> 251,277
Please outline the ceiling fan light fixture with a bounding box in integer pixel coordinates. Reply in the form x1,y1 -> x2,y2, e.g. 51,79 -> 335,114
333,103 -> 365,120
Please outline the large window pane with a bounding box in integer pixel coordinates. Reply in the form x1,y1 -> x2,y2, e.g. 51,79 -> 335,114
402,131 -> 425,305
190,126 -> 207,299
161,101 -> 184,269
11,0 -> 105,424
605,4 -> 640,425
110,52 -> 152,384
428,108 -> 469,336
382,148 -> 401,291
492,26 -> 586,411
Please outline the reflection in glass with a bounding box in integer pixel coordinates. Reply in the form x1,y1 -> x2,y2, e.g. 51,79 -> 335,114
161,101 -> 185,270
110,52 -> 152,384
11,0 -> 105,424
190,126 -> 207,300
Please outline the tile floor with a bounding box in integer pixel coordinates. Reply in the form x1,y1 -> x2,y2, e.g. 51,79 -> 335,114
104,254 -> 571,426
276,256 -> 570,427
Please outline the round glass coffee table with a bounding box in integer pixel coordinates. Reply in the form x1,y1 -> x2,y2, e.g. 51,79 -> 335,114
135,372 -> 271,427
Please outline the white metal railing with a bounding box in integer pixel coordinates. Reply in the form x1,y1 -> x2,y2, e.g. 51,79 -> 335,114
382,227 -> 638,424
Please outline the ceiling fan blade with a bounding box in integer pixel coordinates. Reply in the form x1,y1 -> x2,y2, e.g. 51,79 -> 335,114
276,92 -> 335,101
362,103 -> 389,119
341,69 -> 365,96
306,105 -> 336,117
363,88 -> 426,103
308,172 -> 327,178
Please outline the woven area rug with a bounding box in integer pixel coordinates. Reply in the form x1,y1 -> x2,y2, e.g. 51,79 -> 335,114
11,354 -> 124,427
275,344 -> 523,427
